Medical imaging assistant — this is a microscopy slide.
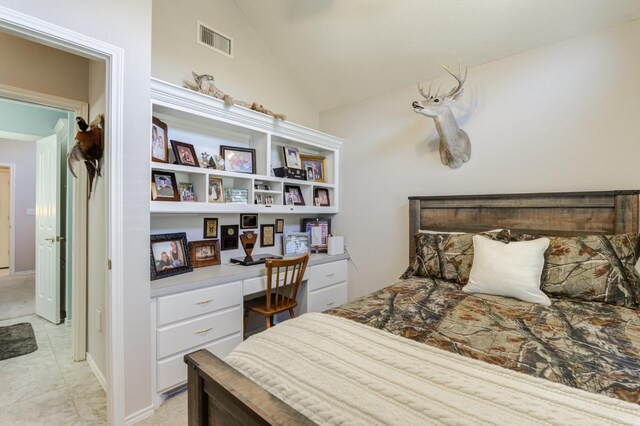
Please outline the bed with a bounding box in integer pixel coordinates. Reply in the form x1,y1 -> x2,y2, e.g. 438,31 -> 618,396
185,190 -> 640,425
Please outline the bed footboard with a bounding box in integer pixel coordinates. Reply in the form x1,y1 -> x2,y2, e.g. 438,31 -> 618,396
184,350 -> 314,426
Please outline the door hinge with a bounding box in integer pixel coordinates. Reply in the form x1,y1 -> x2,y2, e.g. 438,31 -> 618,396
107,259 -> 112,270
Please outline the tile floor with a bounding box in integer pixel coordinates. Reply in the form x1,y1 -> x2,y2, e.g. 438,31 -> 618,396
0,314 -> 107,425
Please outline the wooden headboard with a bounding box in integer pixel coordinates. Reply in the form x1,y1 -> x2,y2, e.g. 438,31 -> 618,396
409,190 -> 640,262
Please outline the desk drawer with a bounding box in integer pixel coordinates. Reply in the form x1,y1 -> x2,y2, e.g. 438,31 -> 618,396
308,281 -> 347,312
157,281 -> 242,326
157,333 -> 241,392
157,307 -> 242,359
243,268 -> 309,296
309,260 -> 347,291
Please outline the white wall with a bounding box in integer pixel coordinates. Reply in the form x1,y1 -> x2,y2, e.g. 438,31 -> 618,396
0,138 -> 35,272
152,0 -> 319,129
320,19 -> 640,299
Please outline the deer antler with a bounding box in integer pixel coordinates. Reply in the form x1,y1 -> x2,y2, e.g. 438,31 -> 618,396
441,59 -> 467,98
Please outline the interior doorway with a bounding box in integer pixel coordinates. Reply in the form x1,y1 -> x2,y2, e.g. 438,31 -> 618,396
0,165 -> 9,273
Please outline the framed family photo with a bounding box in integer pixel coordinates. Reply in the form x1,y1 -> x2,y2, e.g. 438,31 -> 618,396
151,117 -> 168,163
189,240 -> 221,268
300,155 -> 326,183
151,171 -> 179,201
179,182 -> 196,202
150,232 -> 193,280
314,188 -> 330,206
220,145 -> 256,174
284,185 -> 305,206
171,140 -> 200,168
283,146 -> 302,169
203,218 -> 218,239
208,177 -> 224,203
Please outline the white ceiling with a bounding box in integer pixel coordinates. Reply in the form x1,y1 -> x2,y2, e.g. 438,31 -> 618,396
233,0 -> 640,111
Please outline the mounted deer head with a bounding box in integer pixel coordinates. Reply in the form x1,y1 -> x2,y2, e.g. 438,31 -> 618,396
412,62 -> 471,169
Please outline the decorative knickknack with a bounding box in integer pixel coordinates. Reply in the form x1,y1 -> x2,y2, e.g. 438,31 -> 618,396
67,114 -> 104,198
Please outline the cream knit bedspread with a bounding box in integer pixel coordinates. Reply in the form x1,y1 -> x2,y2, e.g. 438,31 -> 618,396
225,313 -> 640,425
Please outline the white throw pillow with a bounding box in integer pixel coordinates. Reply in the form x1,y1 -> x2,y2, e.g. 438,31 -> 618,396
463,235 -> 551,305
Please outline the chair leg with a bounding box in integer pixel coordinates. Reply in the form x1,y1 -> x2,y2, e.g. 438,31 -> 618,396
243,309 -> 249,340
265,315 -> 271,329
288,308 -> 296,319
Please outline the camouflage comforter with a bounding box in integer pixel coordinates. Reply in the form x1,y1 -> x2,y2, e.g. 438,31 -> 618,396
326,277 -> 640,404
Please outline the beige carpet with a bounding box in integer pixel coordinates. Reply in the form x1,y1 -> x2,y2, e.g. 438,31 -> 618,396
139,389 -> 187,426
0,274 -> 35,321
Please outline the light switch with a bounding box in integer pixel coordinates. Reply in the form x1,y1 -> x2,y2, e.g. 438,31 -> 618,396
26,208 -> 35,215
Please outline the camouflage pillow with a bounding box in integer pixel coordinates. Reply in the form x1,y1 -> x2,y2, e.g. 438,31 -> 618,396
401,230 -> 511,284
519,233 -> 640,308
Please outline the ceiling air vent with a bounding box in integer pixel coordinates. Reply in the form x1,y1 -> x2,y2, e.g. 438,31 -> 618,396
197,21 -> 233,58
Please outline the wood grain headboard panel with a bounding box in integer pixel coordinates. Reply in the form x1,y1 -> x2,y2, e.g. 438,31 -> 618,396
409,190 -> 639,262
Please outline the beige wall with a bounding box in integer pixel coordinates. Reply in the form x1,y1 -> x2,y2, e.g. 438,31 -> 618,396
0,31 -> 89,102
152,0 -> 319,129
320,19 -> 640,299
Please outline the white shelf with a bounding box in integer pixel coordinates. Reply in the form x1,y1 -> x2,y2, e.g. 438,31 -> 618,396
150,201 -> 337,215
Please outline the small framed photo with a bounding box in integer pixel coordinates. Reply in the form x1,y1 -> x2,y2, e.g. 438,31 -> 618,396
284,185 -> 305,206
285,192 -> 294,206
189,240 -> 221,268
220,224 -> 239,251
302,218 -> 331,253
314,188 -> 330,206
151,171 -> 180,201
179,183 -> 196,202
208,177 -> 224,203
171,140 -> 200,168
220,145 -> 256,174
255,194 -> 263,204
305,164 -> 315,182
203,218 -> 218,239
151,117 -> 168,163
275,219 -> 284,234
260,224 -> 275,247
300,155 -> 327,183
150,233 -> 193,280
283,145 -> 302,169
283,232 -> 310,256
240,214 -> 258,229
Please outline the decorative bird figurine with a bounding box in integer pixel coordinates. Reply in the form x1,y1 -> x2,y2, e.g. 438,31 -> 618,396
67,114 -> 104,199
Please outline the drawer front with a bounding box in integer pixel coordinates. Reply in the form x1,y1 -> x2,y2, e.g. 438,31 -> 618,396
157,307 -> 242,359
157,333 -> 242,392
308,281 -> 348,312
309,260 -> 348,291
157,281 -> 242,326
243,268 -> 309,296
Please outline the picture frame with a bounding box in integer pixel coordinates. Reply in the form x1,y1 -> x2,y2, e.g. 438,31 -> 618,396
302,218 -> 331,253
151,170 -> 180,201
150,232 -> 193,280
189,239 -> 221,268
240,214 -> 258,229
208,177 -> 224,203
171,140 -> 200,168
151,117 -> 169,163
305,164 -> 315,182
203,218 -> 218,239
275,219 -> 284,234
220,145 -> 256,174
178,182 -> 196,202
284,192 -> 294,206
283,145 -> 302,169
220,224 -> 239,251
300,154 -> 327,183
314,188 -> 330,206
260,224 -> 275,247
283,232 -> 310,256
284,185 -> 305,206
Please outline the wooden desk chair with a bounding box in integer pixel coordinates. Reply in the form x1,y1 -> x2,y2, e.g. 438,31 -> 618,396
243,253 -> 309,339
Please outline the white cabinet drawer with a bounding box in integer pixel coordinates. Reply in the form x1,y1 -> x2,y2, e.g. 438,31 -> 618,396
308,281 -> 347,312
309,260 -> 347,291
157,307 -> 242,359
157,333 -> 241,392
157,281 -> 242,326
243,268 -> 309,296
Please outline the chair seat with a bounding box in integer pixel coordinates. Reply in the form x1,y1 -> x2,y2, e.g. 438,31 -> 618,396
245,294 -> 298,316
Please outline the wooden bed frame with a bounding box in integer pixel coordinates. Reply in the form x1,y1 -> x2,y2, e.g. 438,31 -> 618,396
186,189 -> 640,426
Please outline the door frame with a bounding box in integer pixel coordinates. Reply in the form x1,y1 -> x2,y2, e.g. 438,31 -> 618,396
0,6 -> 126,425
0,163 -> 14,273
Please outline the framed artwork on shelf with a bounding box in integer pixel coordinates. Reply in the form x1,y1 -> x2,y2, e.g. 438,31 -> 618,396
220,225 -> 239,251
178,183 -> 196,202
314,188 -> 330,206
240,214 -> 258,229
189,239 -> 221,268
208,177 -> 224,203
283,145 -> 302,169
260,224 -> 275,247
300,155 -> 327,183
302,218 -> 331,253
150,232 -> 193,280
203,218 -> 218,239
283,232 -> 310,256
151,117 -> 168,163
284,185 -> 305,206
275,219 -> 284,234
151,170 -> 180,201
171,140 -> 200,168
220,145 -> 256,174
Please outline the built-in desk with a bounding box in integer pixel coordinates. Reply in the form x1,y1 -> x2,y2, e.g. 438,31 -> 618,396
150,253 -> 349,405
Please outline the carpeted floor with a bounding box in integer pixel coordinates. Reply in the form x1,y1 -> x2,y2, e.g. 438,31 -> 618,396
0,273 -> 35,321
139,390 -> 187,425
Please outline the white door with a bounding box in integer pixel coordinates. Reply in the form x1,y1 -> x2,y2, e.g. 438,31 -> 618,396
35,134 -> 61,324
0,167 -> 9,269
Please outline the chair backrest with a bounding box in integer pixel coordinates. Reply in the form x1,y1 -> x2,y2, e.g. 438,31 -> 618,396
265,254 -> 309,311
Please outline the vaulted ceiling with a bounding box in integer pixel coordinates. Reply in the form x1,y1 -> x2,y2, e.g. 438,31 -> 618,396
233,0 -> 640,111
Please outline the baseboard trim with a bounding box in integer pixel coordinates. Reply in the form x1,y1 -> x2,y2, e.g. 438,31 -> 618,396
124,405 -> 155,425
86,352 -> 107,392
13,270 -> 35,276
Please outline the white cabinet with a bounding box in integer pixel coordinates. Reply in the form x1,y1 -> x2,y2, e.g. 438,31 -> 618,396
307,260 -> 348,313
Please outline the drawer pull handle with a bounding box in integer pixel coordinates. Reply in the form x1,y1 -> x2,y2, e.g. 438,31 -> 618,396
195,299 -> 213,305
195,327 -> 213,334
326,273 -> 335,277
326,301 -> 335,306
